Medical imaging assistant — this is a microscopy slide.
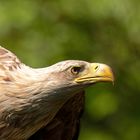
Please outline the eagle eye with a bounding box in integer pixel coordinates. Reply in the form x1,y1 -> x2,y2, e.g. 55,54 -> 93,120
71,66 -> 82,75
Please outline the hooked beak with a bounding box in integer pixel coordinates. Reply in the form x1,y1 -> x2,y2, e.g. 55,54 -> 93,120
75,63 -> 114,84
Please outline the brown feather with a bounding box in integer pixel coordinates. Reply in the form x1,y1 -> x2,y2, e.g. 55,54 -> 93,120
29,91 -> 85,140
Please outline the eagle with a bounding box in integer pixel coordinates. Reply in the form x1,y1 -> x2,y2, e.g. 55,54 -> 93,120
0,46 -> 114,140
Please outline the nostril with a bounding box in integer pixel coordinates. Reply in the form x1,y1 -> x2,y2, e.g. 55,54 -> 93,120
95,65 -> 99,70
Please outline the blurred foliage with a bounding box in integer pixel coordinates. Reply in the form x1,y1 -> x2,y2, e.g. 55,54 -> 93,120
0,0 -> 140,139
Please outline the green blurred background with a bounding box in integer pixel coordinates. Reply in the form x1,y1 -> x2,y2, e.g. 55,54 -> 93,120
0,0 -> 140,140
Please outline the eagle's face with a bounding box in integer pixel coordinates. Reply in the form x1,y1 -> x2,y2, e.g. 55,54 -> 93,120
43,60 -> 114,94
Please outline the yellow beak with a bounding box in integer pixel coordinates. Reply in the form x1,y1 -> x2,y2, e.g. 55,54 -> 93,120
75,63 -> 114,84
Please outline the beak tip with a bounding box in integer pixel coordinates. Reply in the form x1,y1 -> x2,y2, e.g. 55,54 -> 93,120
93,63 -> 115,83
